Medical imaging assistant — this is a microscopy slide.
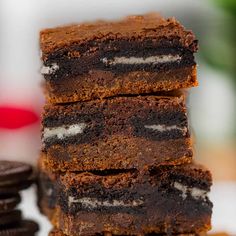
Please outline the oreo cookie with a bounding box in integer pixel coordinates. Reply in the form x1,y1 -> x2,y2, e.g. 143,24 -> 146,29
0,210 -> 22,226
0,161 -> 33,186
0,161 -> 34,195
0,220 -> 39,236
0,194 -> 21,212
0,179 -> 34,195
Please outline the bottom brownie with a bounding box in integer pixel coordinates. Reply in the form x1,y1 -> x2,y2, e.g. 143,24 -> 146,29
49,228 -> 207,236
38,163 -> 212,236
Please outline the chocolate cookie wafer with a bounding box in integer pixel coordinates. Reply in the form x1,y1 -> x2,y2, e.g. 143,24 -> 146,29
0,161 -> 34,195
0,220 -> 39,236
0,210 -> 22,226
0,194 -> 21,212
0,161 -> 32,186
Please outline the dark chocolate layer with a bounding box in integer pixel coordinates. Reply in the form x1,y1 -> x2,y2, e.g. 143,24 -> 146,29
58,185 -> 211,216
43,40 -> 195,81
43,111 -> 188,147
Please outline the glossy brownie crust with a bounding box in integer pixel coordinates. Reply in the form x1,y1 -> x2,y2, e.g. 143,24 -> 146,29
42,93 -> 193,171
40,13 -> 198,103
39,164 -> 212,236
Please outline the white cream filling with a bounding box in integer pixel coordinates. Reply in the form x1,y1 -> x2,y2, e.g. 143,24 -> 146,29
174,182 -> 208,201
68,196 -> 144,209
43,123 -> 87,141
144,124 -> 187,135
46,188 -> 53,197
43,123 -> 186,143
41,63 -> 59,75
102,54 -> 181,65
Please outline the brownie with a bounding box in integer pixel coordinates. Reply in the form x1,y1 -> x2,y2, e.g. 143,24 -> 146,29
38,163 -> 212,236
41,92 -> 193,171
49,228 -> 207,236
49,229 -> 66,236
40,13 -> 198,103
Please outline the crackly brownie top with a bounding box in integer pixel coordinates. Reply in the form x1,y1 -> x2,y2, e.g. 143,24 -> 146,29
40,13 -> 198,59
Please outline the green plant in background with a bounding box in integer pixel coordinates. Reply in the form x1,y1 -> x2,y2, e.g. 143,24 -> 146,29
215,0 -> 236,15
202,0 -> 236,83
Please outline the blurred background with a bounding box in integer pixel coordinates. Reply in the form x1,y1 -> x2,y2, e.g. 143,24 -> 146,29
0,0 -> 235,235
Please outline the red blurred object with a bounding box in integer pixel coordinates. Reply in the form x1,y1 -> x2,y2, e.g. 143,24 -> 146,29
0,106 -> 39,129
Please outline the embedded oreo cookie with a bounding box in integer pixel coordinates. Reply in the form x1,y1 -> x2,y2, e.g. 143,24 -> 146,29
0,194 -> 21,212
0,210 -> 22,226
0,161 -> 33,186
0,220 -> 39,236
40,13 -> 198,103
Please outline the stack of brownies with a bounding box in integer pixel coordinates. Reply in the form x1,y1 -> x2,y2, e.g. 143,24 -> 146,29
38,14 -> 213,236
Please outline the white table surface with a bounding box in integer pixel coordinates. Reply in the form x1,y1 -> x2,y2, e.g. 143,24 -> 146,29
20,182 -> 236,236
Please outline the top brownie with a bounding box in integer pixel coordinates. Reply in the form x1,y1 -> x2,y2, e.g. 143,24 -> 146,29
40,13 -> 198,103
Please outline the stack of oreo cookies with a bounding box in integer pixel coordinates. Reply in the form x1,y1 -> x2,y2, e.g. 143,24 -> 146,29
0,161 -> 39,235
38,13 -> 213,236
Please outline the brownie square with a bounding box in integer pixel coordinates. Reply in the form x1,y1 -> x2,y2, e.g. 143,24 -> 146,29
40,13 -> 198,103
39,163 -> 212,236
41,92 -> 193,172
